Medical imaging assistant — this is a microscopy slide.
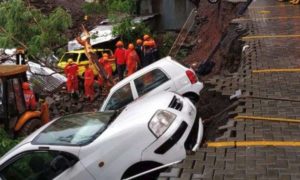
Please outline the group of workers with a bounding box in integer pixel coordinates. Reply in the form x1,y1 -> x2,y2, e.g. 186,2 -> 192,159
64,34 -> 159,102
114,34 -> 159,81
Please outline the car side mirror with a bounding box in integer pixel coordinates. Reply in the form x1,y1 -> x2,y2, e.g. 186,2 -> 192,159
50,155 -> 71,172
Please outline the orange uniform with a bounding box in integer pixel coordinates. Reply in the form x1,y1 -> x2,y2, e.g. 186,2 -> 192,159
64,63 -> 78,93
126,49 -> 140,76
84,66 -> 95,101
22,82 -> 37,110
99,57 -> 113,77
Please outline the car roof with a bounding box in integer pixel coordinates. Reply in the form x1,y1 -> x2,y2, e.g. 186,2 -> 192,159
110,56 -> 179,92
67,49 -> 112,54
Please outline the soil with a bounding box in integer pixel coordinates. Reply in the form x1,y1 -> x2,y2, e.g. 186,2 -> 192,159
181,1 -> 247,78
29,0 -> 105,38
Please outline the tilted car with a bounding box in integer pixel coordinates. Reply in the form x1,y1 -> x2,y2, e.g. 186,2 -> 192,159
0,92 -> 203,180
100,56 -> 204,111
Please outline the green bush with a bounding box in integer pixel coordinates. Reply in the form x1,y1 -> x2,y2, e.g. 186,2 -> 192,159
0,129 -> 20,157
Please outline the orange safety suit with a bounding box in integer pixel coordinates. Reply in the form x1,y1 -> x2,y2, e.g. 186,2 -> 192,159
24,89 -> 37,110
99,58 -> 113,77
64,63 -> 78,93
126,50 -> 140,76
84,67 -> 95,100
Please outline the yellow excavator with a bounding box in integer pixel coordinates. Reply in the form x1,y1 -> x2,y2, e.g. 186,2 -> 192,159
0,65 -> 49,137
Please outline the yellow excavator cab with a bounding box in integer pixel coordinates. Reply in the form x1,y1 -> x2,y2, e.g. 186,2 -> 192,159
0,65 -> 48,137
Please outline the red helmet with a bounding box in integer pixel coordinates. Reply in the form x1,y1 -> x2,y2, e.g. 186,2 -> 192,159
143,41 -> 151,47
136,39 -> 143,45
143,34 -> 150,41
116,41 -> 124,47
128,43 -> 135,50
22,82 -> 30,90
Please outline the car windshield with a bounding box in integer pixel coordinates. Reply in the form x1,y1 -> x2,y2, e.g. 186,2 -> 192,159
61,53 -> 78,62
33,112 -> 117,146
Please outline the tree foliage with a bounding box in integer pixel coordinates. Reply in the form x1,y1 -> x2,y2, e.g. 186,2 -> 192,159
82,0 -> 150,43
0,0 -> 72,58
0,129 -> 20,157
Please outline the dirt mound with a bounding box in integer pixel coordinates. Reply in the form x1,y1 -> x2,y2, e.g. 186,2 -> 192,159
29,0 -> 104,38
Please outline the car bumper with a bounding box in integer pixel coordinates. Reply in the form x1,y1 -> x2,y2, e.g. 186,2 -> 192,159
141,96 -> 203,164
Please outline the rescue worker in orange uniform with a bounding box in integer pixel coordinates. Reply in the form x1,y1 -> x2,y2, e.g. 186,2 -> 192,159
135,39 -> 143,69
99,53 -> 113,78
143,34 -> 157,48
143,41 -> 154,67
64,59 -> 79,96
126,44 -> 140,77
149,40 -> 159,62
114,41 -> 127,80
84,64 -> 95,102
22,82 -> 37,110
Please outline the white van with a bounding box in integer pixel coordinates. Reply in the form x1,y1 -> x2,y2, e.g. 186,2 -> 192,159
100,56 -> 204,111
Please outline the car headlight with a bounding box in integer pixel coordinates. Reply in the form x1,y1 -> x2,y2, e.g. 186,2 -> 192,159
149,110 -> 176,138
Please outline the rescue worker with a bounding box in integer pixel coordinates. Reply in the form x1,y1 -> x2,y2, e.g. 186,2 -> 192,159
143,41 -> 154,67
84,64 -> 95,102
114,41 -> 127,80
149,40 -> 159,62
99,53 -> 113,78
143,34 -> 157,48
22,82 -> 37,110
64,59 -> 79,96
126,44 -> 140,76
135,39 -> 143,69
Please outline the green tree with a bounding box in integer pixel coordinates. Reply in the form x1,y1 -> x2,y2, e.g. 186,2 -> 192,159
82,0 -> 149,43
0,0 -> 72,58
106,0 -> 149,43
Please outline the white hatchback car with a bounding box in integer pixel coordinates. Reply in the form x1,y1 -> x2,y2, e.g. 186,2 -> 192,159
100,56 -> 204,111
0,92 -> 203,180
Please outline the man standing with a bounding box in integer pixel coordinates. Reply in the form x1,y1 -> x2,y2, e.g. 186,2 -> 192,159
135,39 -> 143,69
114,41 -> 126,80
84,64 -> 95,102
64,59 -> 78,97
22,82 -> 37,110
126,44 -> 140,76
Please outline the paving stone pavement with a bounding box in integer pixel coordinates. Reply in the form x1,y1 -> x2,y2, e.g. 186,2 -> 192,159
159,1 -> 300,179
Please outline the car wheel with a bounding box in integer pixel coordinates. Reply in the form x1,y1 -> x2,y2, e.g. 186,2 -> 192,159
184,93 -> 199,105
19,118 -> 42,136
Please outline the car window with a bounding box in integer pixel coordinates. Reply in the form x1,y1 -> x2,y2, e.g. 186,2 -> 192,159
33,112 -> 116,146
134,69 -> 169,96
12,79 -> 26,114
0,151 -> 75,180
78,53 -> 88,62
105,83 -> 133,110
61,53 -> 78,62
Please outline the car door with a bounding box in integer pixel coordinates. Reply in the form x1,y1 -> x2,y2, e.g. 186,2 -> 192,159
133,68 -> 176,98
0,150 -> 94,180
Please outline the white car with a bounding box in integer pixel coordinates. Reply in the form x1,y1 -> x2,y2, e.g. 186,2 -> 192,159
100,56 -> 204,111
0,92 -> 203,180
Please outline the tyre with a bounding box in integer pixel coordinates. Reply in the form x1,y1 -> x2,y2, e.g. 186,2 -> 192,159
19,118 -> 42,136
208,0 -> 220,4
184,94 -> 199,105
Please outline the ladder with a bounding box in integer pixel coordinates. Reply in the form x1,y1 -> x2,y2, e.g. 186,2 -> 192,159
168,8 -> 197,57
